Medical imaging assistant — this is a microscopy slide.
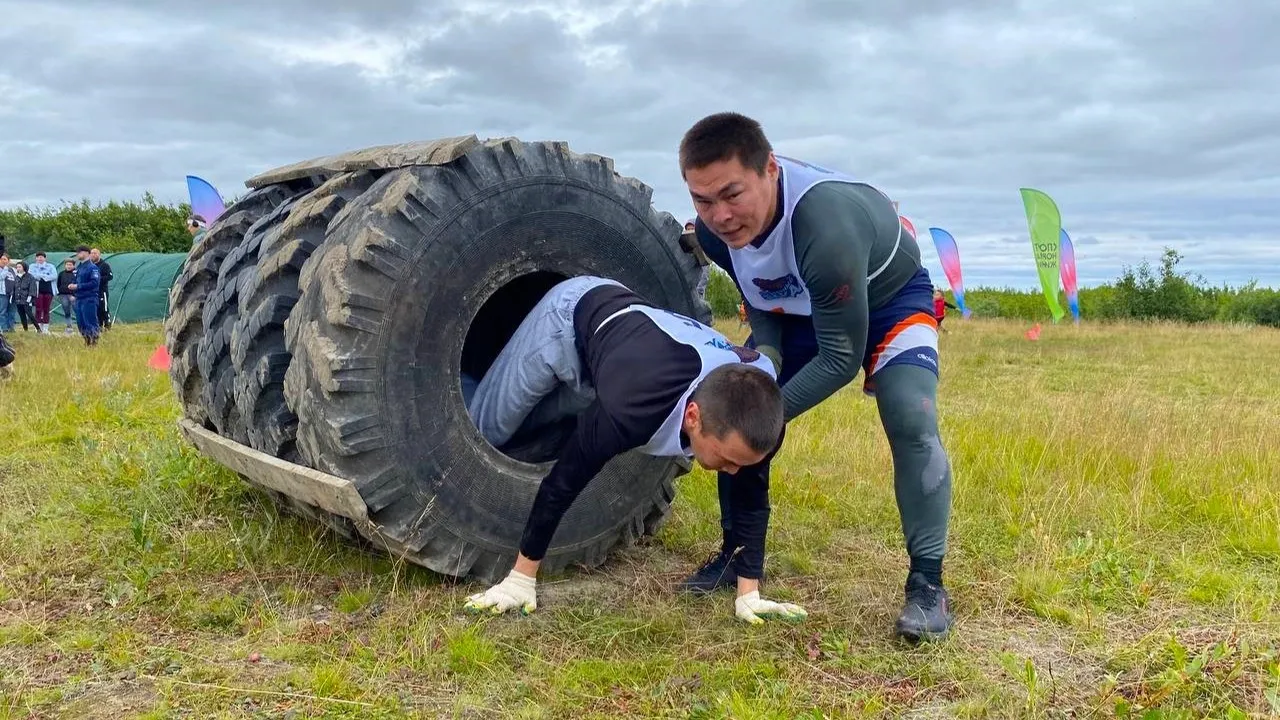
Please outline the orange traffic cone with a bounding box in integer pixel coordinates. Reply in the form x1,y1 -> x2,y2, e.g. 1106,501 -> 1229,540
148,344 -> 171,371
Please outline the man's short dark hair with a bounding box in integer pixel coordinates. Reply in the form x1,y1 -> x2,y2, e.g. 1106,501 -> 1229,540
35,252 -> 45,259
691,363 -> 784,454
75,245 -> 90,253
679,112 -> 774,177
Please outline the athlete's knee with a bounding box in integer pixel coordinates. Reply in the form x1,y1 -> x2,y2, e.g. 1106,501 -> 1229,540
878,367 -> 940,438
877,365 -> 950,496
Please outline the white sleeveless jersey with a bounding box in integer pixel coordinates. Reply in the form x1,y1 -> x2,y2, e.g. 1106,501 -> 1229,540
594,303 -> 777,458
726,155 -> 900,316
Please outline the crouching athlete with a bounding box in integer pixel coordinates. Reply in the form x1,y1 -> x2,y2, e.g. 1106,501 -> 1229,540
679,112 -> 956,642
460,275 -> 807,624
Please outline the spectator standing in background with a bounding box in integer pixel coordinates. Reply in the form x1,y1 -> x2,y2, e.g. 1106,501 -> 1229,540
932,288 -> 957,333
188,215 -> 208,245
90,248 -> 113,330
0,254 -> 15,332
56,259 -> 77,335
29,252 -> 58,334
68,245 -> 101,346
12,262 -> 36,332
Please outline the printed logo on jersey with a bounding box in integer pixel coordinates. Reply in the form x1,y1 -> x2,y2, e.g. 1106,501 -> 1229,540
704,337 -> 734,351
731,346 -> 761,363
751,274 -> 804,301
658,308 -> 707,331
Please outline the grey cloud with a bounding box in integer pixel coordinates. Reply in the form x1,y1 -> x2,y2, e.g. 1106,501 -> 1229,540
1,0 -> 1277,290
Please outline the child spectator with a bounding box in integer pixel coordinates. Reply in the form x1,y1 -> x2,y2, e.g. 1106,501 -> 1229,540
56,258 -> 77,335
933,288 -> 958,332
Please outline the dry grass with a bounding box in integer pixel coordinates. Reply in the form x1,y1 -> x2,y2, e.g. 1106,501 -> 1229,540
0,317 -> 1277,718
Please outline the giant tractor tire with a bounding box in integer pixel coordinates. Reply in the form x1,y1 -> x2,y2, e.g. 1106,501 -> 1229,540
166,135 -> 710,583
165,182 -> 311,426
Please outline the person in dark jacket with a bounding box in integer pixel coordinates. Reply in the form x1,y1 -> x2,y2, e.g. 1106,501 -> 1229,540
56,259 -> 77,334
68,246 -> 101,345
90,248 -> 113,329
12,262 -> 37,332
460,276 -> 801,624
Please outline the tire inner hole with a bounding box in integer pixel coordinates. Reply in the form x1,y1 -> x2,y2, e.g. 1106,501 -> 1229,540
460,270 -> 576,465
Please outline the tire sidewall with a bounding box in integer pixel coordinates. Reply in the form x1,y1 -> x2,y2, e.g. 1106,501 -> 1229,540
380,170 -> 688,557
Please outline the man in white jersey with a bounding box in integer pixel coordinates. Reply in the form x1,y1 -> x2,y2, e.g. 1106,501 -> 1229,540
678,112 -> 956,642
460,275 -> 807,624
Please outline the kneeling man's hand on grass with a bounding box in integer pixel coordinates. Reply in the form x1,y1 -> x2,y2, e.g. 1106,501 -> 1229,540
734,590 -> 808,625
463,568 -> 537,615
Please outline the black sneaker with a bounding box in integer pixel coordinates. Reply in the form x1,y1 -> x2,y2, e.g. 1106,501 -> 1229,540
895,571 -> 953,642
678,550 -> 738,594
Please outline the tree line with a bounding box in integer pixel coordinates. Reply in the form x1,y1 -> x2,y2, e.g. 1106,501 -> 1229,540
705,248 -> 1280,328
2,196 -> 1276,328
0,193 -> 194,258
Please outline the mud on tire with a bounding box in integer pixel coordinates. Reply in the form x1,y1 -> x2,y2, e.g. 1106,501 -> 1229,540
197,189 -> 314,443
283,139 -> 703,582
164,185 -> 294,425
229,171 -> 379,461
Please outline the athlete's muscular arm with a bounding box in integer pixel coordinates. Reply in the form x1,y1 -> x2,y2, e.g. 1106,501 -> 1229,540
695,222 -> 784,372
782,184 -> 873,420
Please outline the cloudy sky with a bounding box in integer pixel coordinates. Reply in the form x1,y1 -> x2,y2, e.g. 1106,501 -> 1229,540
2,0 -> 1277,289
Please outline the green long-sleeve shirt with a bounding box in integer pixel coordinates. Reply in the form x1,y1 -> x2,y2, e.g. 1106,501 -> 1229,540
697,180 -> 922,420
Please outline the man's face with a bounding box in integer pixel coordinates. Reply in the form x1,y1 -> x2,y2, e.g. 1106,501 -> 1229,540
682,402 -> 767,475
64,261 -> 74,272
90,249 -> 101,262
77,250 -> 89,262
0,256 -> 7,268
684,154 -> 780,249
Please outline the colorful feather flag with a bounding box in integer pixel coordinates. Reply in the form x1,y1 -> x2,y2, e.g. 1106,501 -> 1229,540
927,227 -> 971,318
1060,228 -> 1080,323
186,175 -> 226,226
1019,188 -> 1066,322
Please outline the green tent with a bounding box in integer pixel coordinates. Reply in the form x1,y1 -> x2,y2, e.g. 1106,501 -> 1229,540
21,251 -> 187,324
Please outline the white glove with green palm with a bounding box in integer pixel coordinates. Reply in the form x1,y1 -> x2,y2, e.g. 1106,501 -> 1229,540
463,569 -> 537,615
735,590 -> 808,624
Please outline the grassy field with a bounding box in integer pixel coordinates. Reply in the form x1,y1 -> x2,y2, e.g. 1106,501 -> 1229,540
1,318 -> 1277,719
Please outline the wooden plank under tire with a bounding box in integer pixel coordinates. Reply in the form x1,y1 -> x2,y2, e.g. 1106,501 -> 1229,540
177,418 -> 371,525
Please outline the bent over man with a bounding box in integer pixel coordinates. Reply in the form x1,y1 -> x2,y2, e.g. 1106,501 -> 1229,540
679,112 -> 956,642
460,275 -> 806,624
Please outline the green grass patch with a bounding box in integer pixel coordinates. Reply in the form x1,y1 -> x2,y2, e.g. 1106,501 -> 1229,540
0,319 -> 1277,717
